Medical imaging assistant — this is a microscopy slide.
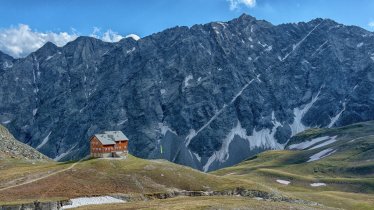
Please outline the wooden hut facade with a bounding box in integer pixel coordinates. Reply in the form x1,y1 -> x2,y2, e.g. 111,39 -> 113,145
90,131 -> 129,158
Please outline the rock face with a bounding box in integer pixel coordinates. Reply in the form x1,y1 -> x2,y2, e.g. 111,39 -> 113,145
0,14 -> 373,171
0,125 -> 49,160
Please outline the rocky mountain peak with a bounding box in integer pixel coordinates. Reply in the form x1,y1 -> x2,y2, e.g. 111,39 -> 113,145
230,13 -> 272,28
0,14 -> 373,171
237,13 -> 256,22
41,41 -> 58,50
32,41 -> 60,60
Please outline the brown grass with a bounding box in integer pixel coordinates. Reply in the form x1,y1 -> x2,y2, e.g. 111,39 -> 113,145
74,196 -> 336,210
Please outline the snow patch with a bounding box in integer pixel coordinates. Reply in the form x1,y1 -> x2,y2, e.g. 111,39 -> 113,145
292,44 -> 297,50
158,123 -> 177,136
203,114 -> 283,172
265,45 -> 272,52
301,59 -> 310,64
229,80 -> 254,103
217,22 -> 228,29
184,74 -> 193,88
102,50 -> 109,56
185,129 -> 196,146
32,56 -> 39,94
257,41 -> 268,48
203,153 -> 217,172
290,90 -> 321,136
54,144 -> 77,161
357,42 -> 364,48
62,196 -> 125,209
193,152 -> 201,162
1,120 -> 11,124
288,136 -> 330,150
276,179 -> 291,185
328,102 -> 346,128
281,21 -> 324,61
308,136 -> 337,150
310,183 -> 326,187
46,55 -> 54,61
160,89 -> 166,95
117,119 -> 128,125
256,74 -> 262,82
79,105 -> 87,113
307,148 -> 336,162
3,61 -> 13,69
186,79 -> 256,149
36,131 -> 52,149
126,47 -> 135,54
32,108 -> 38,116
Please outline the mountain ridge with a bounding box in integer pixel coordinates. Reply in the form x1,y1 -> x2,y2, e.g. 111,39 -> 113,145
0,14 -> 372,60
0,13 -> 373,171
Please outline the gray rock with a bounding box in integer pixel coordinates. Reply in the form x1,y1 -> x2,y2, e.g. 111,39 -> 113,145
0,125 -> 49,160
0,14 -> 373,171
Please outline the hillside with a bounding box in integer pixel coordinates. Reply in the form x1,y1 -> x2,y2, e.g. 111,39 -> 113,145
0,14 -> 373,171
213,121 -> 374,210
0,125 -> 49,160
0,155 -> 291,207
0,155 -> 342,210
0,154 -> 251,200
0,122 -> 372,209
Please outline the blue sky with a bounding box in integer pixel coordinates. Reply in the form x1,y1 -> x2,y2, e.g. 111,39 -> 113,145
1,0 -> 374,57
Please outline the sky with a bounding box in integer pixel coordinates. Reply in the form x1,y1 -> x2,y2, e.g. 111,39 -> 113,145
1,0 -> 374,58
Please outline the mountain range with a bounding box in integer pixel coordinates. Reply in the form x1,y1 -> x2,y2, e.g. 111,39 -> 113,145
0,14 -> 373,171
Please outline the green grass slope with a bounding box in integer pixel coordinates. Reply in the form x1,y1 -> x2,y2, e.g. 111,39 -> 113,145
0,155 -> 267,204
213,121 -> 374,210
0,121 -> 373,210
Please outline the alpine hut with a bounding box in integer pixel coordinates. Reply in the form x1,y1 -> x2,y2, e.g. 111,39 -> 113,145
90,131 -> 129,158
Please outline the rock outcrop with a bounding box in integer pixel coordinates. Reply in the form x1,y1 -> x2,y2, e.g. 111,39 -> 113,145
0,125 -> 49,160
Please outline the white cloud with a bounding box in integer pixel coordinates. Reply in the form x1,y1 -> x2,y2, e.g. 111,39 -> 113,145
0,24 -> 136,58
369,21 -> 374,28
227,0 -> 256,10
125,34 -> 140,41
101,30 -> 124,42
0,24 -> 78,58
90,27 -> 125,42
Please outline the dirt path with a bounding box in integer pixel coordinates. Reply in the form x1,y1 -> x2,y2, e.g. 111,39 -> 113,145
0,160 -> 81,192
